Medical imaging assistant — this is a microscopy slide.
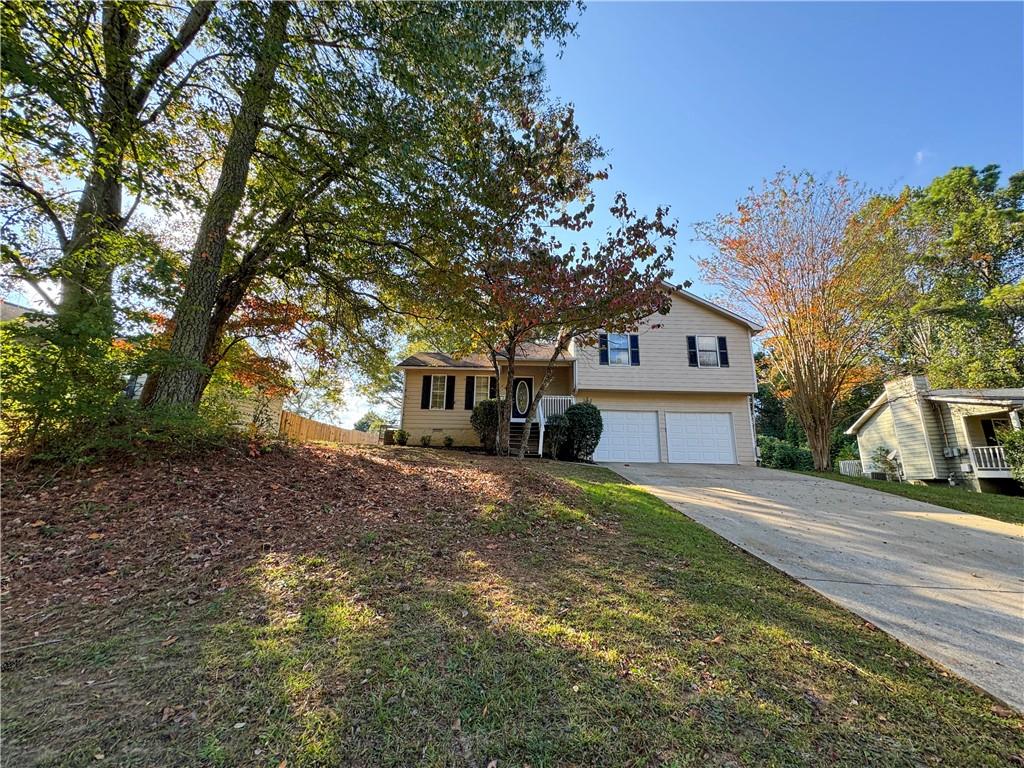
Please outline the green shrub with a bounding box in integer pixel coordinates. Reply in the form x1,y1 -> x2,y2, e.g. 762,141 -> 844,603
443,434 -> 454,449
1,318 -> 131,452
419,434 -> 432,447
561,402 -> 603,461
998,427 -> 1024,483
869,445 -> 901,480
471,398 -> 500,453
757,435 -> 814,471
394,429 -> 409,446
543,413 -> 569,459
0,318 -> 241,464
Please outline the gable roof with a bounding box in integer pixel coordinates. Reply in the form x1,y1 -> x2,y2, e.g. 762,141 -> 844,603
396,351 -> 489,369
844,392 -> 890,435
663,283 -> 764,333
845,380 -> 1024,435
397,343 -> 574,370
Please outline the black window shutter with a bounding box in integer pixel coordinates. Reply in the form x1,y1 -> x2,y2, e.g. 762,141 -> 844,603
420,375 -> 432,409
598,333 -> 609,365
629,334 -> 640,366
464,377 -> 474,410
444,375 -> 456,409
686,336 -> 698,367
489,376 -> 497,399
717,336 -> 730,367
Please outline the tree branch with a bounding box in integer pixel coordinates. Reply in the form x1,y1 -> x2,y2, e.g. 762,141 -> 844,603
129,1 -> 215,112
0,171 -> 70,250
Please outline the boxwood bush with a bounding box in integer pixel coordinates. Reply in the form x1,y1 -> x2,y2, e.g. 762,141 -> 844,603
471,398 -> 500,453
561,402 -> 603,461
757,435 -> 813,471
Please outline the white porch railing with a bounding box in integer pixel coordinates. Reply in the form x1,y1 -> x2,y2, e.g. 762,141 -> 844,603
969,445 -> 1009,472
540,395 -> 574,420
535,396 -> 575,457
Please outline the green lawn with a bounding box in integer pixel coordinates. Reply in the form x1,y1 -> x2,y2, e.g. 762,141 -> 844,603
799,471 -> 1024,525
3,446 -> 1021,767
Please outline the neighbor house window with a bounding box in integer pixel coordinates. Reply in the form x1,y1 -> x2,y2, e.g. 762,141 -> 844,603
697,336 -> 720,367
430,375 -> 447,409
474,375 -> 490,403
608,333 -> 630,366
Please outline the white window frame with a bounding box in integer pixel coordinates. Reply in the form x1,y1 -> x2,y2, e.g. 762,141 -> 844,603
430,374 -> 447,409
474,375 -> 491,404
607,333 -> 630,366
696,336 -> 720,368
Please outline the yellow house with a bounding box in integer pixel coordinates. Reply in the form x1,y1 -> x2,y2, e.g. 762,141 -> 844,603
397,284 -> 763,463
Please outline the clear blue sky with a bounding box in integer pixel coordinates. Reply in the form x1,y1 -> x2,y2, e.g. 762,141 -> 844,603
543,1 -> 1024,290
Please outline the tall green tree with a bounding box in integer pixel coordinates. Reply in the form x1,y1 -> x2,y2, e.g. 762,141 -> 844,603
881,165 -> 1024,387
147,1 -> 580,408
1,0 -> 216,333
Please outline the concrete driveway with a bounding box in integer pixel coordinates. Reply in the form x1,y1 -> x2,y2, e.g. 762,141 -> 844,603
603,462 -> 1024,710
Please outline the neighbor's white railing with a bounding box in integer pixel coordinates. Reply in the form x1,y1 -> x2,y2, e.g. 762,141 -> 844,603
540,395 -> 574,420
838,460 -> 864,477
969,445 -> 1009,471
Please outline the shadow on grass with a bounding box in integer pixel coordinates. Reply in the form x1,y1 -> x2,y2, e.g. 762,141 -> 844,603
2,452 -> 1022,767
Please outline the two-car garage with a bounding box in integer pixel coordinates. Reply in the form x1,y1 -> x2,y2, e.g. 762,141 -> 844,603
591,409 -> 738,464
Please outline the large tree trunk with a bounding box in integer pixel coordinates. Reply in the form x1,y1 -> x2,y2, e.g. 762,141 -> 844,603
57,2 -> 139,334
57,2 -> 212,335
495,351 -> 516,456
150,2 -> 291,408
803,414 -> 834,472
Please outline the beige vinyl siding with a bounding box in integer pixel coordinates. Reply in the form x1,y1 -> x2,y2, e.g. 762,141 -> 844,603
399,365 -> 574,447
949,403 -> 1012,446
881,376 -> 946,480
231,392 -> 285,435
575,293 -> 756,394
578,389 -> 756,465
855,406 -> 899,473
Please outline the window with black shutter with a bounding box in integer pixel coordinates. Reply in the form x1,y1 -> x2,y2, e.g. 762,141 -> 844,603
444,375 -> 456,409
629,334 -> 640,366
421,376 -> 432,409
686,336 -> 698,367
598,333 -> 609,365
717,336 -> 730,367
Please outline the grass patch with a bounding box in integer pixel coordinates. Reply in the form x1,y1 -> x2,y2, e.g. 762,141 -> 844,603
3,448 -> 1021,767
797,471 -> 1024,525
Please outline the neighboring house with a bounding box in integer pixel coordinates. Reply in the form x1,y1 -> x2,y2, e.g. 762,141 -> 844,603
122,372 -> 284,435
396,284 -> 763,464
845,375 -> 1024,494
1,299 -> 39,323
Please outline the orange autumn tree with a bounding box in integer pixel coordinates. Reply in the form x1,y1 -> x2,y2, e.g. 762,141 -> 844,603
696,171 -> 906,470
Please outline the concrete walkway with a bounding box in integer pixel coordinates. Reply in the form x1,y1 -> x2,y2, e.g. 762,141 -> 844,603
603,463 -> 1024,710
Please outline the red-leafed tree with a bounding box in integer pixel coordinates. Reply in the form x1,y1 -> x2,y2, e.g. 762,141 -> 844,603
422,106 -> 676,456
504,196 -> 675,458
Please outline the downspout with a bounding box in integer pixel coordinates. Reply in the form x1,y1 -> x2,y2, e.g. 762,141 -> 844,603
913,385 -> 939,479
749,395 -> 759,464
748,330 -> 759,463
930,399 -> 955,485
399,370 -> 407,429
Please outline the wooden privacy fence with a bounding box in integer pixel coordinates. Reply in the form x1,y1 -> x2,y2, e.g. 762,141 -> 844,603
279,411 -> 381,445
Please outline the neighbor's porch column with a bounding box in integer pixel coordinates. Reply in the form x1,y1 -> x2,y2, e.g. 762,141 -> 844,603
1011,409 -> 1022,431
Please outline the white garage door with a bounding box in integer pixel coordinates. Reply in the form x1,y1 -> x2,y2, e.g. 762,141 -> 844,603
666,413 -> 736,464
593,411 -> 660,462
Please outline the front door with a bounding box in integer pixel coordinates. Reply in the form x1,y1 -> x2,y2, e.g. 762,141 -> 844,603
511,377 -> 533,420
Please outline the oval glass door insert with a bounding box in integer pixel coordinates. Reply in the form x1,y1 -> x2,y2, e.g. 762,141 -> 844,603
515,380 -> 529,413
